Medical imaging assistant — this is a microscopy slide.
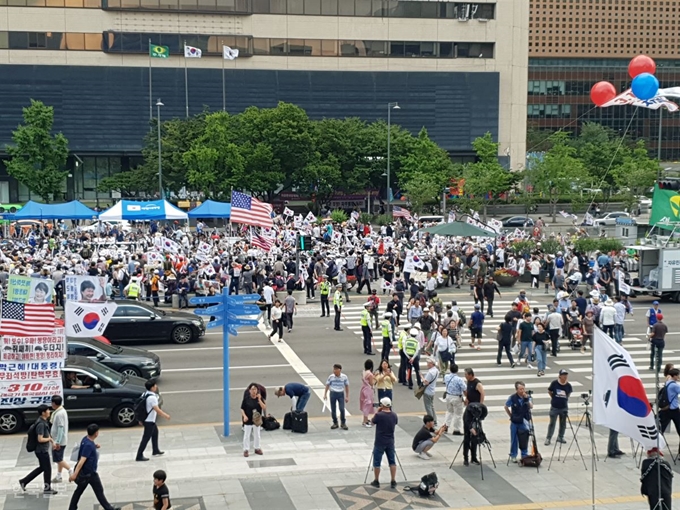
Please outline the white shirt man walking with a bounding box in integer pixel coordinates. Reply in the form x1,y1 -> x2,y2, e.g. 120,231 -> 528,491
50,395 -> 72,483
136,379 -> 170,462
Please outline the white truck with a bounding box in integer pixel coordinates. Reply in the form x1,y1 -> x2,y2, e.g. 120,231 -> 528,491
626,237 -> 680,302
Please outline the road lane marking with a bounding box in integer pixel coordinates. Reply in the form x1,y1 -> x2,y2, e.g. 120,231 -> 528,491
162,364 -> 290,373
153,345 -> 275,353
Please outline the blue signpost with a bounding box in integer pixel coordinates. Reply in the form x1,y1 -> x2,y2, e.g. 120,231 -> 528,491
190,290 -> 260,436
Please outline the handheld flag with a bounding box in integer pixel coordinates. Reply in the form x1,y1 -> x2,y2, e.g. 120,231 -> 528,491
65,301 -> 118,337
593,327 -> 665,450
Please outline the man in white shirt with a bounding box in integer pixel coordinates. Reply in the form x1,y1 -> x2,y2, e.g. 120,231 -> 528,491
495,247 -> 505,268
262,282 -> 276,325
440,255 -> 451,287
136,380 -> 170,462
422,358 -> 440,426
600,299 -> 617,339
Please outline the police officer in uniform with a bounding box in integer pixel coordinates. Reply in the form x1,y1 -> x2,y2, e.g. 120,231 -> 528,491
404,329 -> 421,389
380,312 -> 393,361
124,276 -> 141,301
360,302 -> 374,354
333,284 -> 344,331
319,275 -> 331,318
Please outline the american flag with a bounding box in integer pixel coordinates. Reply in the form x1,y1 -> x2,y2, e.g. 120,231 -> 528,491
393,206 -> 413,221
251,232 -> 274,252
231,191 -> 273,229
0,301 -> 55,336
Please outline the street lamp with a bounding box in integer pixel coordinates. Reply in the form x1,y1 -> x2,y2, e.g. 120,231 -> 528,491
386,102 -> 400,217
156,99 -> 164,199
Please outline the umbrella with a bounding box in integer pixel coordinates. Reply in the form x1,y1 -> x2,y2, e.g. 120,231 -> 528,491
419,221 -> 498,238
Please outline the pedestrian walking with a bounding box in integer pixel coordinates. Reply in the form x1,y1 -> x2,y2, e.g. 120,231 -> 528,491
360,359 -> 376,427
19,404 -> 57,494
152,470 -> 171,510
443,363 -> 466,435
649,313 -> 668,372
50,395 -> 71,483
136,379 -> 170,462
68,424 -> 120,510
268,299 -> 284,342
324,363 -> 349,430
496,317 -> 516,367
483,276 -> 501,317
284,290 -> 297,333
241,383 -> 265,457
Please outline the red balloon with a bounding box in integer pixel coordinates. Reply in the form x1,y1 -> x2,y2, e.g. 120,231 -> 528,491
590,81 -> 617,107
629,55 -> 656,78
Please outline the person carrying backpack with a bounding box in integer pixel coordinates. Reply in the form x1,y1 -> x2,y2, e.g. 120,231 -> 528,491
18,404 -> 58,495
659,368 -> 680,440
136,379 -> 170,462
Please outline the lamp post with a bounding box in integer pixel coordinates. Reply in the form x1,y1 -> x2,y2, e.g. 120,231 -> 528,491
386,102 -> 400,217
156,99 -> 164,199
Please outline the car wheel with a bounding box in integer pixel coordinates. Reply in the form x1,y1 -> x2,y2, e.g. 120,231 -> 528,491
0,410 -> 23,434
111,403 -> 137,427
120,366 -> 142,377
172,325 -> 193,344
9,207 -> 16,213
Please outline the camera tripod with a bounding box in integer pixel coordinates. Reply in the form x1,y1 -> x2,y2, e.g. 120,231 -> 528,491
449,423 -> 496,480
506,416 -> 540,473
363,449 -> 407,484
547,412 -> 588,471
564,398 -> 599,469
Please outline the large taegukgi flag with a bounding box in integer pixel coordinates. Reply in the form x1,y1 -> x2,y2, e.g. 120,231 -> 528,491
593,328 -> 665,450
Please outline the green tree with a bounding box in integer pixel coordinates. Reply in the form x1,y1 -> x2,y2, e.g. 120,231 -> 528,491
573,122 -> 627,189
612,140 -> 659,195
527,131 -> 589,222
402,172 -> 442,213
462,132 -> 515,220
5,99 -> 69,202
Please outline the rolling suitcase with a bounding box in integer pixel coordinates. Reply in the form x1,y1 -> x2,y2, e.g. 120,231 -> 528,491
291,411 -> 308,433
283,412 -> 293,430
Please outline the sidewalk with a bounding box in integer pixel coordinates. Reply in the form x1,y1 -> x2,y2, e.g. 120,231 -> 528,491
0,410 -> 671,510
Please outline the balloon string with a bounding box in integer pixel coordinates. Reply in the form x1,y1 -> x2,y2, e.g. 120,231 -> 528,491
525,105 -> 599,155
581,106 -> 640,224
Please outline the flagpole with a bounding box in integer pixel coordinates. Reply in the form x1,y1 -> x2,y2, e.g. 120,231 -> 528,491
221,41 -> 226,112
184,40 -> 189,119
148,38 -> 153,123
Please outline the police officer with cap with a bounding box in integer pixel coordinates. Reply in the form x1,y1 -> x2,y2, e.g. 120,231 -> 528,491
360,302 -> 375,355
404,328 -> 422,389
333,283 -> 344,331
380,312 -> 393,360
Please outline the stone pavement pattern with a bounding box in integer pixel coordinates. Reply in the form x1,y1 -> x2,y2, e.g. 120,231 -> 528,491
1,412 -> 677,510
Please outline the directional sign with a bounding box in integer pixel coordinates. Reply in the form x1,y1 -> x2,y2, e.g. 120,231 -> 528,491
226,314 -> 259,327
225,294 -> 260,304
227,324 -> 239,336
194,308 -> 218,317
206,318 -> 224,329
229,304 -> 260,316
190,295 -> 224,306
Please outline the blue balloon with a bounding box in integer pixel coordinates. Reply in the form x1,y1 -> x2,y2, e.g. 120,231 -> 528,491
631,73 -> 659,100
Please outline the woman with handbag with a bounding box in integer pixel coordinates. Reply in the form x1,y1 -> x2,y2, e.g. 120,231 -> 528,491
241,383 -> 265,458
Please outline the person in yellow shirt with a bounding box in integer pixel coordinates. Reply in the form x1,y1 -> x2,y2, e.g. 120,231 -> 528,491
360,302 -> 374,355
333,284 -> 344,331
150,271 -> 161,308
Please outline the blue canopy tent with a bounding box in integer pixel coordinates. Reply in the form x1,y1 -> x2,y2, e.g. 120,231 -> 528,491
99,199 -> 188,221
12,200 -> 98,220
187,200 -> 231,219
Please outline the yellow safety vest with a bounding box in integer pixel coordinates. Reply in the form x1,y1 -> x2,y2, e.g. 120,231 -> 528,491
404,337 -> 418,356
397,331 -> 408,351
333,291 -> 343,307
360,309 -> 370,326
128,283 -> 140,298
381,320 -> 390,338
320,282 -> 330,295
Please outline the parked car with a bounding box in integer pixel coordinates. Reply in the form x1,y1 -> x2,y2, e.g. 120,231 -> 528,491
67,338 -> 161,378
104,300 -> 205,344
593,211 -> 633,226
501,216 -> 535,228
0,355 -> 151,434
636,196 -> 652,209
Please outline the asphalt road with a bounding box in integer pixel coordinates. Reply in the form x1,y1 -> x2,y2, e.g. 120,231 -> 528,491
121,285 -> 680,431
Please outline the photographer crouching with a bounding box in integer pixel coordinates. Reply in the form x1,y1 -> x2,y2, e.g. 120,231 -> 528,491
504,381 -> 533,463
370,397 -> 399,489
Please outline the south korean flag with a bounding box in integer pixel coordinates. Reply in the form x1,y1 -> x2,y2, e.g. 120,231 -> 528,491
65,301 -> 118,338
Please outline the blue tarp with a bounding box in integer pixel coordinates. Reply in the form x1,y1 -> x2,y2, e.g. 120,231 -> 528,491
187,200 -> 231,219
12,201 -> 98,220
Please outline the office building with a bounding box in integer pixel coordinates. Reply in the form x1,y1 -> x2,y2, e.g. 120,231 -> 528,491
0,0 -> 528,203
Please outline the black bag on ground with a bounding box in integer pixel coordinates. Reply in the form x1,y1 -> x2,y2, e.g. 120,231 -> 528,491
262,415 -> 280,431
283,412 -> 293,430
417,472 -> 439,497
291,411 -> 308,433
520,453 -> 543,467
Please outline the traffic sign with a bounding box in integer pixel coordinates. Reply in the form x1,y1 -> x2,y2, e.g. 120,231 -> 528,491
194,308 -> 219,317
225,294 -> 260,304
226,314 -> 259,327
206,319 -> 224,329
190,296 -> 224,305
227,324 -> 239,336
228,304 -> 260,316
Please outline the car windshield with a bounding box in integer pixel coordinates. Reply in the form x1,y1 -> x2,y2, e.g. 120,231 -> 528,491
94,342 -> 123,354
86,360 -> 125,387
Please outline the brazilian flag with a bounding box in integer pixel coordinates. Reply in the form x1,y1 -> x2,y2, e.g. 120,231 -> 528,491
150,43 -> 169,58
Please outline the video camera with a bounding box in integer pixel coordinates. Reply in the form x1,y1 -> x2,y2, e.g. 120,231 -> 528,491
467,402 -> 488,421
581,390 -> 591,405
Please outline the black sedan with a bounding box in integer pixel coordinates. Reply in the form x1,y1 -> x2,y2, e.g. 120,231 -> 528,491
104,300 -> 205,344
67,337 -> 161,379
0,356 -> 151,434
501,216 -> 535,228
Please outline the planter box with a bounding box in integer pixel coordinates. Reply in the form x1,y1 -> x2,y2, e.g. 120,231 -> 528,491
292,290 -> 307,306
495,275 -> 519,287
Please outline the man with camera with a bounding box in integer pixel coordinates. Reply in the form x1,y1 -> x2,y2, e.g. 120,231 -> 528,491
462,368 -> 485,466
504,381 -> 533,463
370,397 -> 398,489
545,370 -> 572,445
412,415 -> 447,460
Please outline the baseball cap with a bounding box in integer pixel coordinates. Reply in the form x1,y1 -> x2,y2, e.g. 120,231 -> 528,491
559,369 -> 569,376
380,397 -> 392,407
653,300 -> 660,305
426,357 -> 436,365
474,303 -> 481,309
656,313 -> 664,320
